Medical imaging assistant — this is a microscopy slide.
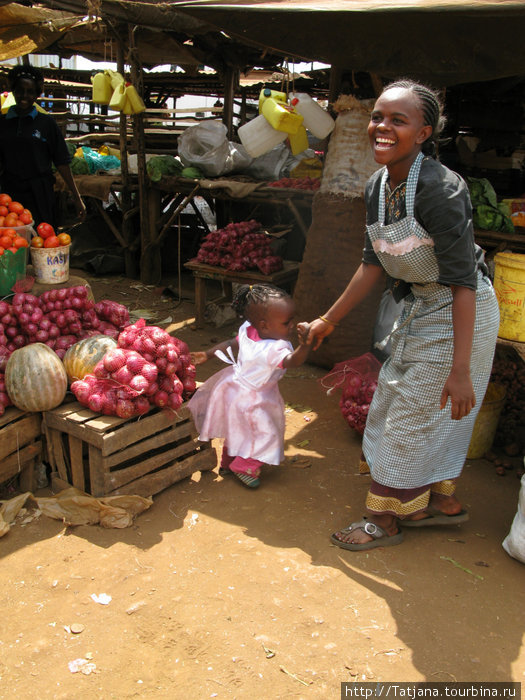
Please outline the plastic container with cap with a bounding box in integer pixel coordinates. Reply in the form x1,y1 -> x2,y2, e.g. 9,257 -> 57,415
262,98 -> 303,135
258,88 -> 287,113
289,92 -> 335,139
238,114 -> 287,158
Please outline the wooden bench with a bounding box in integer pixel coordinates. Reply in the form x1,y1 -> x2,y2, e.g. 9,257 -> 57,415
184,260 -> 300,327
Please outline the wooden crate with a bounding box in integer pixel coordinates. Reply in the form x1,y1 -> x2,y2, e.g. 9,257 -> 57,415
0,407 -> 41,491
42,401 -> 216,498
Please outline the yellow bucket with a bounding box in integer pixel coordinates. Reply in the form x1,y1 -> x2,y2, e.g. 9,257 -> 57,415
467,382 -> 506,459
30,244 -> 70,284
493,252 -> 525,341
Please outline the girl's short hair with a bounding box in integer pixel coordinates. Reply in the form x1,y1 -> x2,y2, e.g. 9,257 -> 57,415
8,64 -> 44,95
232,283 -> 290,317
382,79 -> 446,157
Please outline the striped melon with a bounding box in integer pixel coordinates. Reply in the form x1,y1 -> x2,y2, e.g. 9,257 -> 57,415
5,343 -> 68,412
63,335 -> 118,383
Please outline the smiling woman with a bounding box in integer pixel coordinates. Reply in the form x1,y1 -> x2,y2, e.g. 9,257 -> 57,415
305,79 -> 500,551
0,64 -> 86,227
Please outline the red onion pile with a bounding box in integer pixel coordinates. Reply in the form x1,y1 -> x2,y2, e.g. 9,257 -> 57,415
195,219 -> 283,275
0,372 -> 12,416
267,176 -> 320,191
0,289 -> 130,370
70,319 -> 196,419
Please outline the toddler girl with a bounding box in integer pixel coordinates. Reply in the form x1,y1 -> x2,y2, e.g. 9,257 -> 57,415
188,283 -> 311,488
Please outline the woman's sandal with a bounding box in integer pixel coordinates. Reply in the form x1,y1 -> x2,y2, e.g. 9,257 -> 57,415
330,517 -> 404,551
401,507 -> 469,528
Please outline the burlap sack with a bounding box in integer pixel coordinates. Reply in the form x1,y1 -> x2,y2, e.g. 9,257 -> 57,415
320,96 -> 378,198
293,192 -> 384,369
294,97 -> 384,368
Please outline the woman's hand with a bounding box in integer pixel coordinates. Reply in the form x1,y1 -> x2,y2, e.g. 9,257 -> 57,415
190,351 -> 208,366
303,317 -> 336,351
440,368 -> 476,420
75,197 -> 87,222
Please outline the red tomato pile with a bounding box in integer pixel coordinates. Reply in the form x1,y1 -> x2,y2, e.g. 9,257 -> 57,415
0,193 -> 32,257
31,222 -> 71,249
0,192 -> 32,228
0,228 -> 29,257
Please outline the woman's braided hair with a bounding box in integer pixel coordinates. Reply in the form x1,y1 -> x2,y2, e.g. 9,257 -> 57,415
383,79 -> 446,157
232,283 -> 290,317
8,64 -> 44,95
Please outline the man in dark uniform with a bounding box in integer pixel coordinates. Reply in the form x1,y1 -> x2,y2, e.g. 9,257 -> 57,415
0,64 -> 86,227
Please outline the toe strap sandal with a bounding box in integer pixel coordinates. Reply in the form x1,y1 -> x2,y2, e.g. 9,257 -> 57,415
401,507 -> 469,527
330,517 -> 404,551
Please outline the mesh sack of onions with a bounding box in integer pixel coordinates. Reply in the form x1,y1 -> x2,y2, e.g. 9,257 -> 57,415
71,319 -> 196,418
118,319 -> 196,401
92,300 -> 130,338
195,219 -> 283,275
319,352 -> 382,435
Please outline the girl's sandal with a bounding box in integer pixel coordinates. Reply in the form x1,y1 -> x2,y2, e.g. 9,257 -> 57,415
330,518 -> 403,551
233,472 -> 260,489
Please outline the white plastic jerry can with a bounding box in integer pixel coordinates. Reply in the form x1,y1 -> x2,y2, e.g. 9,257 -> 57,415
238,114 -> 287,158
289,92 -> 335,139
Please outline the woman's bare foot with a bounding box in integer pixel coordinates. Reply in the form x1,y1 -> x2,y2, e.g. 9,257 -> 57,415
405,494 -> 464,522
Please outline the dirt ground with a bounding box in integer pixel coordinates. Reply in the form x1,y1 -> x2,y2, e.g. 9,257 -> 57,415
1,268 -> 524,699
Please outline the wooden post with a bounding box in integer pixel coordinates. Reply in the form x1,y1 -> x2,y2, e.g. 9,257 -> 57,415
129,25 -> 159,284
115,35 -> 137,278
328,65 -> 343,105
222,66 -> 238,139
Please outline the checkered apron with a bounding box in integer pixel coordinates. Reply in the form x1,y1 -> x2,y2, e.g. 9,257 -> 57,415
363,153 -> 500,488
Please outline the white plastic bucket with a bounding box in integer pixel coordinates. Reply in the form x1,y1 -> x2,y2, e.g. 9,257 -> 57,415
30,244 -> 70,284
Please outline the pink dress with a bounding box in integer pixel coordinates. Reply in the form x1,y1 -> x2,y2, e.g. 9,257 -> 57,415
188,321 -> 293,465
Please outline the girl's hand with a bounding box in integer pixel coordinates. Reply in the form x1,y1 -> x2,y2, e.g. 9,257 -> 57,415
296,321 -> 311,345
440,368 -> 476,420
190,351 -> 208,366
305,317 -> 336,351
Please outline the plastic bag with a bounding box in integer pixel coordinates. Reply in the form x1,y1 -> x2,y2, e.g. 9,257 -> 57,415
244,143 -> 290,181
178,120 -> 252,177
372,288 -> 404,361
502,472 -> 525,564
320,352 -> 382,435
81,146 -> 121,174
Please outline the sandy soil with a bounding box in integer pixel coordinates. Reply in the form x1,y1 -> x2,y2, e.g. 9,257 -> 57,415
1,269 -> 524,699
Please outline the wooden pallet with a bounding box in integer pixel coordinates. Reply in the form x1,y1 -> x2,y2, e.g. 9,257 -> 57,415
42,401 -> 215,498
0,407 -> 41,491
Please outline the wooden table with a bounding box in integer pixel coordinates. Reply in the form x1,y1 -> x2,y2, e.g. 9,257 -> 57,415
184,259 -> 300,327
